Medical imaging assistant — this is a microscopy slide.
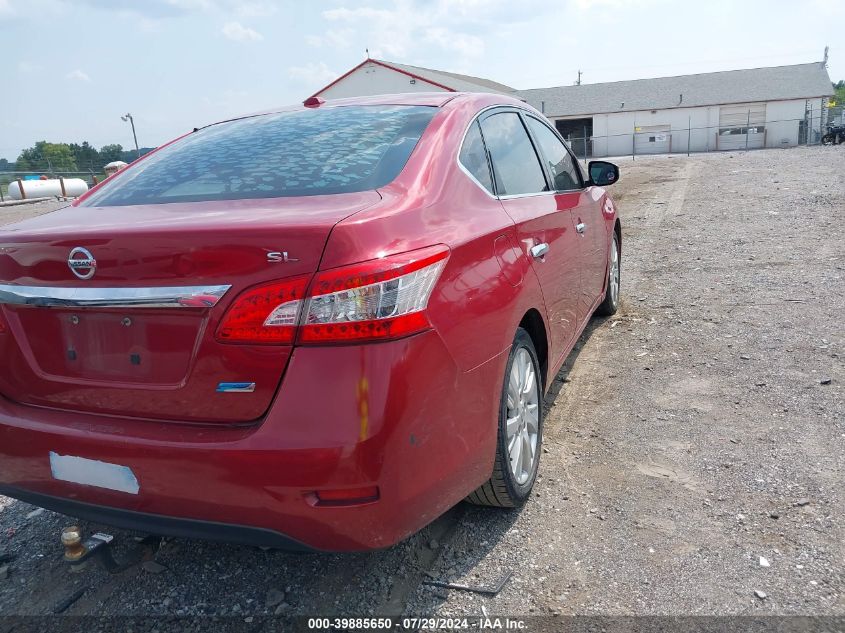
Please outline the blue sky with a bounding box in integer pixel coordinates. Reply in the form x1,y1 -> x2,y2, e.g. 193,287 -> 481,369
1,0 -> 841,161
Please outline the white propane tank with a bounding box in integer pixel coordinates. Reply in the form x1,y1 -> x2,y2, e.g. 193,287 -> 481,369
8,178 -> 89,200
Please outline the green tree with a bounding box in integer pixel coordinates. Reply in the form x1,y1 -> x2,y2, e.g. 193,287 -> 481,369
120,147 -> 154,163
69,142 -> 100,170
99,144 -> 124,164
832,80 -> 844,107
15,141 -> 78,172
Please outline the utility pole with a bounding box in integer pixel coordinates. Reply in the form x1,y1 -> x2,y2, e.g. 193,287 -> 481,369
121,113 -> 140,159
576,70 -> 582,86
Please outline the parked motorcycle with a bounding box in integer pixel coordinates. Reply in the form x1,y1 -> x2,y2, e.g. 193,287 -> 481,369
821,124 -> 845,145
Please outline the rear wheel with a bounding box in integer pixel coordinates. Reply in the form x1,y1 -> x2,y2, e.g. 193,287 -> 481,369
822,133 -> 835,146
467,328 -> 543,508
595,231 -> 620,316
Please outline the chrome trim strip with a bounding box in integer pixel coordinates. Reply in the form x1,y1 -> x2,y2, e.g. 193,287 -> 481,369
0,284 -> 231,308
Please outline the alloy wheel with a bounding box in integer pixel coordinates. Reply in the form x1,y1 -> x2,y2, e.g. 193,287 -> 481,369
610,234 -> 620,307
505,348 -> 540,485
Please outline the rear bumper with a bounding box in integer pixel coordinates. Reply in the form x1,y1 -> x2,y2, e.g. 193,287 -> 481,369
0,331 -> 505,551
0,485 -> 313,551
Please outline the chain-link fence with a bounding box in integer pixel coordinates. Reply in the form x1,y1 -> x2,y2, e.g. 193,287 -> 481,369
559,109 -> 842,164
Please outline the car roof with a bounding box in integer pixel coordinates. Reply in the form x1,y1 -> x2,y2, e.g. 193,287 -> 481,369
209,92 -> 530,128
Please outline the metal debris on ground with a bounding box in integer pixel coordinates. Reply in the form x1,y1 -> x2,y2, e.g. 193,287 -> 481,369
423,571 -> 513,596
53,587 -> 86,614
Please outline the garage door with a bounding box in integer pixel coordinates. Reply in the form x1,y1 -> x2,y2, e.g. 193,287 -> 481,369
718,103 -> 766,150
634,125 -> 671,155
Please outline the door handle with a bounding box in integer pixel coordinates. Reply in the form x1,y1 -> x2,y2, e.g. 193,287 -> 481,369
530,243 -> 549,259
576,222 -> 586,234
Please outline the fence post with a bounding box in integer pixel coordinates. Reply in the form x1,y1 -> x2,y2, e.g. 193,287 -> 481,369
583,125 -> 588,166
16,178 -> 25,200
745,110 -> 750,151
632,124 -> 636,161
687,116 -> 691,156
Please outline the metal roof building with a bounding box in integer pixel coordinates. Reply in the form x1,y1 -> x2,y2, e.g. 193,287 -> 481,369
311,60 -> 835,156
311,58 -> 516,100
518,63 -> 834,116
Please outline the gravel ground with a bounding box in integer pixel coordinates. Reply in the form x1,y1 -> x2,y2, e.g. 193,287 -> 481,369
0,146 -> 842,622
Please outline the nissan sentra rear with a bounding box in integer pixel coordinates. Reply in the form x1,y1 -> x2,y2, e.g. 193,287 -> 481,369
0,92 -> 622,550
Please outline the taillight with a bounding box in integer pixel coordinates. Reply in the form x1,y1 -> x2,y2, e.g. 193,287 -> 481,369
215,245 -> 448,346
300,245 -> 448,344
215,276 -> 309,344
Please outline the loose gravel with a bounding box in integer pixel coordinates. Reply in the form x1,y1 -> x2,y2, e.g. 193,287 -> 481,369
0,146 -> 842,620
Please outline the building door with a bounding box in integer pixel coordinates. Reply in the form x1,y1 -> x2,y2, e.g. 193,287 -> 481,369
555,118 -> 593,158
634,125 -> 671,154
718,103 -> 766,150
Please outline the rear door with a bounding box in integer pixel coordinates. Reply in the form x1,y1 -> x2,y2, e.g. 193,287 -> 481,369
522,115 -> 607,322
479,109 -> 581,367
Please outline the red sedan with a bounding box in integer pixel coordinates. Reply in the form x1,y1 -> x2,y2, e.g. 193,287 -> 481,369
0,92 -> 620,551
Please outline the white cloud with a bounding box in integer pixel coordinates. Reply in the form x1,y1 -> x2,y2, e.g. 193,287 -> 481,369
572,0 -> 655,9
166,0 -> 213,9
65,69 -> 91,82
232,1 -> 277,17
287,62 -> 339,87
306,28 -> 354,49
221,20 -> 262,41
424,27 -> 484,59
314,0 -> 541,61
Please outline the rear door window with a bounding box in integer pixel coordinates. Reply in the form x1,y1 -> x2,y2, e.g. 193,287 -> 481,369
458,121 -> 494,194
80,105 -> 437,207
480,112 -> 549,196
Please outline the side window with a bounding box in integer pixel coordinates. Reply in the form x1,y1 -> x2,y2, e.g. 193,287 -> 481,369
480,112 -> 548,196
458,121 -> 494,194
525,117 -> 582,191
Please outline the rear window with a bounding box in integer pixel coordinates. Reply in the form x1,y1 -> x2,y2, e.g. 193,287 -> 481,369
80,105 -> 437,206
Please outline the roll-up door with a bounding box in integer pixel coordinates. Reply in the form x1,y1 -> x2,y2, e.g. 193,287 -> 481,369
718,103 -> 766,150
634,124 -> 671,154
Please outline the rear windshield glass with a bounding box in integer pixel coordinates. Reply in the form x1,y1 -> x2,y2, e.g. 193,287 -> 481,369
80,105 -> 437,206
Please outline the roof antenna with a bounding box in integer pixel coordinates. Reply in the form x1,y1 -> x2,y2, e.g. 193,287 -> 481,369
679,93 -> 683,104
575,70 -> 582,86
365,47 -> 370,59
823,45 -> 829,67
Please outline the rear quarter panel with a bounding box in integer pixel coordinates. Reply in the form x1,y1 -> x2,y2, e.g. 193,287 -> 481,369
321,96 -> 549,372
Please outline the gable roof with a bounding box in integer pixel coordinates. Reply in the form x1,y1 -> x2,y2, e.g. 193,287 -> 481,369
311,58 -> 515,98
377,60 -> 516,94
516,62 -> 834,118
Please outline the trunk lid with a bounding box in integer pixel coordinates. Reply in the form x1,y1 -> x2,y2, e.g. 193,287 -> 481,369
0,193 -> 380,423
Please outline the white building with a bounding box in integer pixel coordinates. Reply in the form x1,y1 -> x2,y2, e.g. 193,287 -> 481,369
520,63 -> 834,156
311,59 -> 834,157
311,58 -> 515,100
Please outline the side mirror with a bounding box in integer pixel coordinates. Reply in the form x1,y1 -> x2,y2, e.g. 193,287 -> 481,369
588,161 -> 619,187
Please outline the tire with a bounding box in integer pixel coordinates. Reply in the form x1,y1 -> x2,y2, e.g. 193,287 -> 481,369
595,230 -> 620,316
822,133 -> 835,146
466,328 -> 543,508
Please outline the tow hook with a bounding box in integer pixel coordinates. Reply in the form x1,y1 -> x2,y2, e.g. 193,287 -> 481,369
60,525 -> 162,573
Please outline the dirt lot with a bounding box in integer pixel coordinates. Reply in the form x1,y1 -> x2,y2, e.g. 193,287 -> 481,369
0,146 -> 842,623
